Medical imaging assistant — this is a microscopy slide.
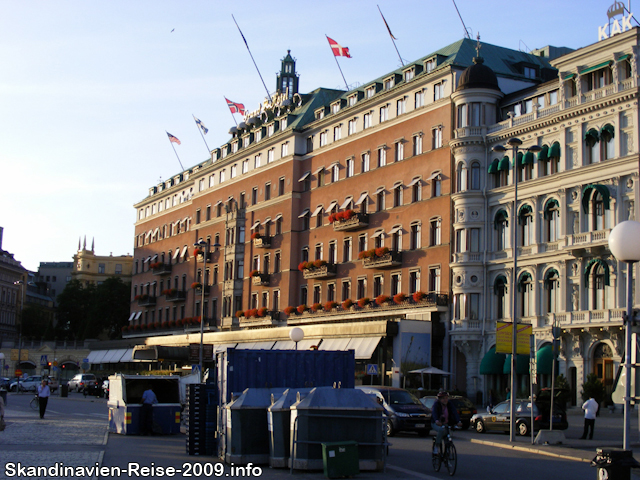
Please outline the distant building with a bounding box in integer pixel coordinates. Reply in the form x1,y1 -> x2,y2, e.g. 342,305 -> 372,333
0,227 -> 27,344
72,237 -> 133,286
35,261 -> 73,305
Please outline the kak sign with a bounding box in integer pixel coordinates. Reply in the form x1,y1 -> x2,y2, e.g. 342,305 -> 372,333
495,322 -> 532,355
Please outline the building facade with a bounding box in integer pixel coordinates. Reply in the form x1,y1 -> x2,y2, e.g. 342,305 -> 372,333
128,27 -> 640,402
35,261 -> 73,306
72,237 -> 133,287
0,227 -> 27,345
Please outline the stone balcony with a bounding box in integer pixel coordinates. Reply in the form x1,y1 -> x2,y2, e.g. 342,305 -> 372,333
540,309 -> 625,329
363,251 -> 402,269
238,311 -> 282,329
194,285 -> 210,296
332,212 -> 369,232
165,290 -> 186,302
151,263 -> 172,275
137,296 -> 156,307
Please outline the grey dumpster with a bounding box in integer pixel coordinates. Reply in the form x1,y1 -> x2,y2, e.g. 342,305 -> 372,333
591,448 -> 640,480
290,387 -> 384,471
225,388 -> 286,465
60,384 -> 68,398
268,388 -> 312,468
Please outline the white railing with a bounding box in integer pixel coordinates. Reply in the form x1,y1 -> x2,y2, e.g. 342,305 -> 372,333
621,77 -> 636,91
566,229 -> 610,247
547,309 -> 625,327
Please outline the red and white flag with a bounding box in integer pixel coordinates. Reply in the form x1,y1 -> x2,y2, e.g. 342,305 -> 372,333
225,97 -> 246,115
166,132 -> 181,145
326,36 -> 351,58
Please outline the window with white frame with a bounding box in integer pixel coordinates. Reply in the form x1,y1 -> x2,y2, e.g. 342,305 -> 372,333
377,147 -> 386,167
242,159 -> 249,174
410,222 -> 421,249
394,141 -> 404,162
232,142 -> 238,153
348,95 -> 357,106
255,129 -> 262,142
429,219 -> 440,246
319,130 -> 328,147
384,77 -> 394,90
346,157 -> 354,178
376,190 -> 385,212
544,199 -> 560,242
361,152 -> 370,173
281,142 -> 289,157
267,124 -> 274,136
348,119 -> 356,135
545,269 -> 560,313
281,117 -> 287,129
243,136 -> 250,148
409,269 -> 420,293
343,237 -> 352,262
363,112 -> 372,129
393,183 -> 403,207
425,59 -> 436,73
331,163 -> 339,182
357,277 -> 366,299
429,266 -> 441,292
413,133 -> 423,156
209,174 -> 215,188
254,154 -> 261,169
380,105 -> 389,123
397,97 -> 406,116
367,86 -> 376,98
267,148 -> 275,163
230,164 -> 237,178
373,275 -> 383,297
434,82 -> 444,101
432,127 -> 442,149
331,103 -> 340,114
333,125 -> 342,141
220,169 -> 226,183
415,89 -> 424,108
404,69 -> 414,82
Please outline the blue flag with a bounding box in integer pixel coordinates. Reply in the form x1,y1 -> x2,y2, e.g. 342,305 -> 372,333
194,116 -> 208,135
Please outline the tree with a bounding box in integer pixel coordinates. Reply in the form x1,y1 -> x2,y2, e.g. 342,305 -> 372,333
581,373 -> 606,403
90,277 -> 131,340
55,279 -> 94,340
21,305 -> 54,340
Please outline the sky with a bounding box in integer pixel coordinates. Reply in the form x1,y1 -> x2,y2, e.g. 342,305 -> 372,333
0,0 -> 618,271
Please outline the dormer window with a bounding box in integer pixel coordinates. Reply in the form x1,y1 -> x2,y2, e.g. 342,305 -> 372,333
267,124 -> 275,136
384,77 -> 395,90
366,86 -> 376,98
280,117 -> 288,130
255,130 -> 262,142
316,109 -> 325,120
331,103 -> 340,114
232,142 -> 238,153
425,59 -> 436,73
523,66 -> 537,79
348,95 -> 357,106
243,136 -> 251,148
404,69 -> 414,82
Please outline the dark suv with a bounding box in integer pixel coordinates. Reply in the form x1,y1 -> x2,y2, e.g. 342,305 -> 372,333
357,386 -> 431,437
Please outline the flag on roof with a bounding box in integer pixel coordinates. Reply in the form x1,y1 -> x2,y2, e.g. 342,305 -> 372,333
166,132 -> 181,145
225,98 -> 246,115
194,116 -> 208,135
378,8 -> 397,40
326,36 -> 351,58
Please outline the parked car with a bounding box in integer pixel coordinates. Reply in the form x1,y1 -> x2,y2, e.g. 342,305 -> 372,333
470,399 -> 568,436
356,386 -> 431,437
45,376 -> 59,394
0,377 -> 10,390
420,395 -> 477,429
67,374 -> 97,393
9,375 -> 43,392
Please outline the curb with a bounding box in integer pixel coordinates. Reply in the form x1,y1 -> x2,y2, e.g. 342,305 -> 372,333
470,438 -> 592,463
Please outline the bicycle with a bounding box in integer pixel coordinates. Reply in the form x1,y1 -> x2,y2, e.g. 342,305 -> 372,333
30,395 -> 39,411
431,424 -> 457,476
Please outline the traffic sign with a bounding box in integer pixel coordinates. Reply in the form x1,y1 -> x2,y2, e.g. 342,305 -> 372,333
366,364 -> 379,375
40,355 -> 48,366
15,369 -> 22,376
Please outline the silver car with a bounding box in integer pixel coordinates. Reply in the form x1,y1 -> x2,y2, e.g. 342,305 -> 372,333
9,375 -> 43,392
67,374 -> 97,392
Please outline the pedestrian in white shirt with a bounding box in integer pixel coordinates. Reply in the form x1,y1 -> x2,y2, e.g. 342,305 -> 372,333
580,397 -> 599,439
37,379 -> 51,419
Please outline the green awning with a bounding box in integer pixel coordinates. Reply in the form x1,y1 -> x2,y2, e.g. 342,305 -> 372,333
601,124 -> 615,139
480,346 -> 506,375
518,271 -> 532,291
544,268 -> 559,280
548,142 -> 561,158
563,73 -> 575,80
488,158 -> 499,174
503,354 -> 530,375
584,258 -> 610,287
537,144 -> 549,161
584,128 -> 600,143
518,204 -> 532,224
581,184 -> 611,213
493,274 -> 508,294
516,152 -> 524,166
617,54 -> 631,62
543,198 -> 560,217
497,156 -> 511,171
523,151 -> 535,165
536,344 -> 554,375
493,209 -> 508,230
580,60 -> 612,75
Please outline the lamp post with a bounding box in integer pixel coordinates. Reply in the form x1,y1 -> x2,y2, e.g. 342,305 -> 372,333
290,327 -> 304,350
492,138 -> 541,442
194,239 -> 220,383
13,280 -> 25,392
608,220 -> 640,451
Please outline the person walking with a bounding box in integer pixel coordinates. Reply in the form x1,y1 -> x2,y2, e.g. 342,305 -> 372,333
37,379 -> 50,419
140,384 -> 158,435
580,396 -> 599,439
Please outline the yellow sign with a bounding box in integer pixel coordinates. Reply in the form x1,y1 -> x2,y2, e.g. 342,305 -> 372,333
10,349 -> 29,361
495,322 -> 532,355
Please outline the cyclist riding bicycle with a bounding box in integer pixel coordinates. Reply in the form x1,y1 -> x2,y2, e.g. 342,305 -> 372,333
431,391 -> 462,454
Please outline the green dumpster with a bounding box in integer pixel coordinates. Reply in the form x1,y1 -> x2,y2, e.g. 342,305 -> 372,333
322,441 -> 359,479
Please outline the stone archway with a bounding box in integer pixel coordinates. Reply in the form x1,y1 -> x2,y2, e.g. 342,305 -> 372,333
592,342 -> 614,394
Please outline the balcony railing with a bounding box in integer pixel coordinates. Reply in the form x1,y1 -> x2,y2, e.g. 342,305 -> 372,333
137,296 -> 156,307
542,309 -> 625,328
251,273 -> 270,286
165,290 -> 186,302
238,311 -> 282,328
253,236 -> 271,248
194,285 -> 210,296
152,263 -> 172,275
363,251 -> 402,269
302,263 -> 337,279
332,212 -> 369,232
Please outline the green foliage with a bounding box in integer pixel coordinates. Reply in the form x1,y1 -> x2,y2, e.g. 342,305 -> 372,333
581,373 -> 606,403
55,277 -> 130,340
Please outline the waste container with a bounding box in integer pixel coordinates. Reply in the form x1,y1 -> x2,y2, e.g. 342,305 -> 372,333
322,441 -> 359,479
591,448 -> 640,480
60,385 -> 68,398
268,388 -> 312,468
108,374 -> 181,435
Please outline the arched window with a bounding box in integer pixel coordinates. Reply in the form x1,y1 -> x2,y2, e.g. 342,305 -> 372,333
494,275 -> 507,319
582,184 -> 611,231
517,151 -> 534,181
497,155 -> 510,187
585,128 -> 600,164
600,124 -> 615,160
518,204 -> 533,246
548,142 -> 561,174
456,162 -> 468,192
544,268 -> 560,313
494,210 -> 509,250
544,199 -> 560,242
470,162 -> 481,190
519,271 -> 533,317
584,258 -> 610,310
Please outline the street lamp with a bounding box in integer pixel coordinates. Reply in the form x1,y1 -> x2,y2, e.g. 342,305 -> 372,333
608,220 -> 640,451
194,239 -> 221,382
492,138 -> 541,442
290,327 -> 304,350
13,280 -> 25,392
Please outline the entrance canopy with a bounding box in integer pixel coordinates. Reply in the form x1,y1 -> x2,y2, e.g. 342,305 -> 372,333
479,346 -> 506,375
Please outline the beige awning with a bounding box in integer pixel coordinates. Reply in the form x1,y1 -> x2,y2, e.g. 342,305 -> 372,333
407,177 -> 421,187
311,205 -> 324,217
298,171 -> 311,182
374,186 -> 385,194
346,337 -> 382,360
314,166 -> 325,174
250,221 -> 260,230
426,172 -> 441,181
339,197 -> 353,210
318,338 -> 352,351
298,209 -> 310,218
261,217 -> 271,225
181,245 -> 189,258
326,201 -> 338,212
354,192 -> 368,206
371,230 -> 385,238
134,311 -> 143,320
172,248 -> 180,260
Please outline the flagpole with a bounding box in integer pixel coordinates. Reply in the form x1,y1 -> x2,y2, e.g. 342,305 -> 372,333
192,114 -> 211,153
377,5 -> 403,67
166,131 -> 184,171
326,35 -> 349,91
232,15 -> 272,101
224,98 -> 239,127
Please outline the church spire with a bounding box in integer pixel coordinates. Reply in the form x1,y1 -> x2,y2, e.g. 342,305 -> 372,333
276,50 -> 299,98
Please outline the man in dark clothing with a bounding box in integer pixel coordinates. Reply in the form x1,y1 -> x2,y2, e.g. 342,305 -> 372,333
431,391 -> 462,454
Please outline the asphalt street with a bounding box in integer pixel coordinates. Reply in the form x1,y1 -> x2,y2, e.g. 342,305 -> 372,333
0,392 -> 639,479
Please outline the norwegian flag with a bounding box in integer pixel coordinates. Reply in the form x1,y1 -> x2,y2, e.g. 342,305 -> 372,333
326,36 -> 351,58
225,98 -> 246,116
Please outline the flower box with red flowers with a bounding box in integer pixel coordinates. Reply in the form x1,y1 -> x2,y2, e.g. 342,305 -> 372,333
284,306 -> 297,316
362,248 -> 402,269
300,259 -> 336,279
332,210 -> 369,231
251,273 -> 270,286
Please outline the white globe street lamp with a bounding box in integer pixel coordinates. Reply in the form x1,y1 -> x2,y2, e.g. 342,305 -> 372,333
608,220 -> 640,451
289,327 -> 304,350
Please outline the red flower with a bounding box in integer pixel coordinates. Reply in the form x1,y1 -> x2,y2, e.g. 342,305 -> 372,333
393,293 -> 406,304
257,307 -> 268,317
311,303 -> 322,312
413,291 -> 426,302
284,306 -> 296,316
342,299 -> 353,309
376,295 -> 390,305
328,213 -> 336,223
324,301 -> 338,311
251,232 -> 261,240
191,282 -> 202,289
357,297 -> 370,308
314,259 -> 326,268
375,247 -> 389,257
297,304 -> 307,314
235,310 -> 245,318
